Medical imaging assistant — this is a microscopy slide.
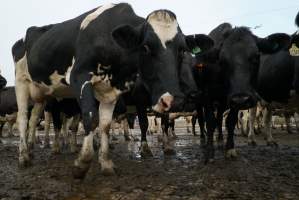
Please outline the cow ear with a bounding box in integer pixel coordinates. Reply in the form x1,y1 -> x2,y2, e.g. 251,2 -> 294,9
112,25 -> 142,49
185,34 -> 214,54
194,34 -> 214,52
257,33 -> 290,54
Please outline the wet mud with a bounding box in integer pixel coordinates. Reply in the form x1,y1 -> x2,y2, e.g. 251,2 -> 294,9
0,123 -> 299,200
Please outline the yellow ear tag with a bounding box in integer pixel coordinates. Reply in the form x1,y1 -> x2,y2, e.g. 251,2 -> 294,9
289,43 -> 299,56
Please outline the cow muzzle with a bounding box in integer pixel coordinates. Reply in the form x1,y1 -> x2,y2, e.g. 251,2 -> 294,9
152,92 -> 174,113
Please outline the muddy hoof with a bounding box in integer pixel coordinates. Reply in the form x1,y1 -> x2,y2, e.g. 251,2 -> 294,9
19,157 -> 32,168
44,142 -> 50,149
200,139 -> 206,147
124,135 -> 131,141
248,140 -> 257,147
112,136 -> 118,141
267,141 -> 278,147
217,141 -> 224,150
72,166 -> 89,179
101,160 -> 116,176
171,135 -> 178,140
193,133 -> 199,137
163,148 -> 176,155
109,144 -> 115,150
157,135 -> 163,143
70,146 -> 78,154
140,143 -> 153,158
225,149 -> 238,159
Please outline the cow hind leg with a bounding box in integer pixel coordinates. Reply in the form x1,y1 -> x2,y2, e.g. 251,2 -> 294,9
263,107 -> 277,147
44,111 -> 52,148
27,102 -> 45,156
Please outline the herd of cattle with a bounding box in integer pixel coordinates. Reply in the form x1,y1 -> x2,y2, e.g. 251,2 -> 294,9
0,3 -> 298,179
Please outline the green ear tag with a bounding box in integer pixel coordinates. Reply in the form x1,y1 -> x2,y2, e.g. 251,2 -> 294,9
192,46 -> 201,54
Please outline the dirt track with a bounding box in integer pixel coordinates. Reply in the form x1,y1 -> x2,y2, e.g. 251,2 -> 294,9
0,123 -> 299,200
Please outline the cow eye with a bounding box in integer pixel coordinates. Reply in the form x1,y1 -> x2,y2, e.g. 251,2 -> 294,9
142,44 -> 151,55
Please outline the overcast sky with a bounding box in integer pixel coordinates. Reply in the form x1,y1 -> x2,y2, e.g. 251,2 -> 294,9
0,0 -> 298,85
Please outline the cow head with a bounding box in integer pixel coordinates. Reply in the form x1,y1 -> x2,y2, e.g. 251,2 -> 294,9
112,10 -> 199,113
212,24 -> 290,110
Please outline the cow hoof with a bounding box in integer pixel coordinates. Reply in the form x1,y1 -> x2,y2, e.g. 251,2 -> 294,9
44,142 -> 50,149
171,135 -> 178,140
112,136 -> 118,141
267,141 -> 278,147
19,156 -> 31,168
72,166 -> 89,179
200,138 -> 206,147
70,146 -> 78,154
163,148 -> 176,155
248,141 -> 257,147
157,135 -> 163,143
101,160 -> 116,176
225,149 -> 238,159
217,140 -> 224,150
124,135 -> 131,141
140,142 -> 153,158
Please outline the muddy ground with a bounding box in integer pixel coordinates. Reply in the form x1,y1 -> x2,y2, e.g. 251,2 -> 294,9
0,121 -> 299,200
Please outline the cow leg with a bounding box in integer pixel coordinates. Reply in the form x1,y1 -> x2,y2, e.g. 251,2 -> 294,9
98,102 -> 116,175
284,112 -> 294,134
44,111 -> 52,148
204,106 -> 217,163
122,119 -> 131,141
137,107 -> 153,157
16,77 -> 30,167
191,115 -> 198,136
225,109 -> 238,159
0,122 -> 4,138
170,119 -> 177,138
69,115 -> 80,153
51,108 -> 63,154
60,113 -> 69,149
263,107 -> 277,146
7,121 -> 14,137
294,112 -> 299,132
198,106 -> 207,145
27,102 -> 45,155
161,115 -> 176,155
248,106 -> 257,146
216,108 -> 225,149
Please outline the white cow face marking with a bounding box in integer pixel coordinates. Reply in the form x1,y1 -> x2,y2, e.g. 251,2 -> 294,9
80,3 -> 115,30
147,11 -> 179,49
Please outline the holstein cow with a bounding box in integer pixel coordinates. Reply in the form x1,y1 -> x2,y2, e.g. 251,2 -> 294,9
14,3 -> 196,179
248,13 -> 299,145
119,35 -> 213,157
43,98 -> 81,153
188,23 -> 290,163
0,87 -> 18,137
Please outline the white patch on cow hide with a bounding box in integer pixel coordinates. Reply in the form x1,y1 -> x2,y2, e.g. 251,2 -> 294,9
91,74 -> 122,104
80,3 -> 115,30
147,11 -> 178,48
65,57 -> 75,85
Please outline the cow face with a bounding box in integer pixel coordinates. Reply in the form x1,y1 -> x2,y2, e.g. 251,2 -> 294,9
219,28 -> 290,110
113,10 -> 198,113
218,28 -> 259,109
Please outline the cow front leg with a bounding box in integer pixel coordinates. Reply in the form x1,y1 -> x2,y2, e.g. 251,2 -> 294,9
137,106 -> 153,158
204,106 -> 217,163
225,109 -> 238,159
216,108 -> 224,149
248,107 -> 257,146
122,119 -> 131,141
98,102 -> 116,175
69,115 -> 80,153
161,116 -> 176,155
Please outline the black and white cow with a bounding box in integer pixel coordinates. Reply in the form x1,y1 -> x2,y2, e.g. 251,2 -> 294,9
248,12 -> 299,145
0,87 -> 18,137
13,3 -> 197,179
189,23 -> 290,163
